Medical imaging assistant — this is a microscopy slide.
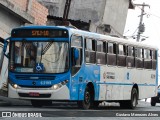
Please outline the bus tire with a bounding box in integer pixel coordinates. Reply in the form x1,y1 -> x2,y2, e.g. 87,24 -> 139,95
31,100 -> 43,107
120,88 -> 138,109
77,86 -> 93,109
151,102 -> 156,106
128,88 -> 138,109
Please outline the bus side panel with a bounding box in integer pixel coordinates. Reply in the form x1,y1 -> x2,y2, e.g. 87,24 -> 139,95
139,69 -> 157,99
99,65 -> 157,101
100,66 -> 125,101
71,64 -> 100,101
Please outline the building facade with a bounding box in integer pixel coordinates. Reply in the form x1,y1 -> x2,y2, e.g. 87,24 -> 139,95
38,0 -> 134,37
0,0 -> 48,39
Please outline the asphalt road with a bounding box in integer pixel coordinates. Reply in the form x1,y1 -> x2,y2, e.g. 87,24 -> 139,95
0,96 -> 160,120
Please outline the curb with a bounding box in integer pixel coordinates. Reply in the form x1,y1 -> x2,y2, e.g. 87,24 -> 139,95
0,100 -> 11,106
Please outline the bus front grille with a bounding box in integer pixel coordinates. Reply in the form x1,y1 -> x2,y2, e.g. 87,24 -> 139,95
15,75 -> 56,80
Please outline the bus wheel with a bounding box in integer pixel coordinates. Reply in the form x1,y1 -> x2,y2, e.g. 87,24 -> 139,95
129,88 -> 138,109
31,100 -> 43,107
77,86 -> 93,109
151,102 -> 156,106
120,88 -> 138,109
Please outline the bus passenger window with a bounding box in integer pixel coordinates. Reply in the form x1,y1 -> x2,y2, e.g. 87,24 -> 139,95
117,44 -> 126,67
152,50 -> 157,70
126,46 -> 135,67
85,39 -> 96,64
96,41 -> 106,64
107,42 -> 116,66
135,48 -> 143,68
108,43 -> 113,53
144,49 -> 152,69
97,41 -> 103,52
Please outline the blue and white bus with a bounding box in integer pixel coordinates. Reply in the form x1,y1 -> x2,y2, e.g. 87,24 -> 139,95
0,26 -> 158,109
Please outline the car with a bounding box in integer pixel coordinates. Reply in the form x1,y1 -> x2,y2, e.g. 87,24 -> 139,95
151,85 -> 160,106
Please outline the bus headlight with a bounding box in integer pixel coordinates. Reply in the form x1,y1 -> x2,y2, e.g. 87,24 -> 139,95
9,79 -> 21,89
51,80 -> 68,90
11,84 -> 21,89
52,84 -> 62,90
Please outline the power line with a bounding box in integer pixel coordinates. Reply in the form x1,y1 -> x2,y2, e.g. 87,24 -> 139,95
147,13 -> 160,19
136,6 -> 160,19
134,3 -> 150,42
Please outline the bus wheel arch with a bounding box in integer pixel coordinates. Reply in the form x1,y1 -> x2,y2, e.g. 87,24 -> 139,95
129,84 -> 139,109
120,84 -> 139,109
77,82 -> 95,109
132,84 -> 139,100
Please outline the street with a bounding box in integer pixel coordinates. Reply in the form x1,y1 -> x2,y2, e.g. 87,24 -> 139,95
0,96 -> 160,120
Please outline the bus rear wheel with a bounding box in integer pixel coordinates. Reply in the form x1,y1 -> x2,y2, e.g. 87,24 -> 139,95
77,86 -> 93,109
130,88 -> 138,109
151,102 -> 156,106
126,88 -> 138,109
120,88 -> 138,109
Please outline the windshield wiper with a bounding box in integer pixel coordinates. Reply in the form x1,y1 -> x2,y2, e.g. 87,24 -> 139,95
42,42 -> 53,55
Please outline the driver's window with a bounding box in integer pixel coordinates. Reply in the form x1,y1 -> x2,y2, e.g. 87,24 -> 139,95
71,35 -> 83,75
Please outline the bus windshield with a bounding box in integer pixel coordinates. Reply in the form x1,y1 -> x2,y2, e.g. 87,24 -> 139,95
10,41 -> 69,73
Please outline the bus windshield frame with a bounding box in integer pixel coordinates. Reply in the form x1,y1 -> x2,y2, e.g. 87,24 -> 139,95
9,40 -> 70,74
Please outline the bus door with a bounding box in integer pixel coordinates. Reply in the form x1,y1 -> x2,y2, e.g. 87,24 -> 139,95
0,39 -> 8,97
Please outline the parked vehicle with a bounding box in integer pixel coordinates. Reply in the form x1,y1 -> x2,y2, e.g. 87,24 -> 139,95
151,85 -> 160,106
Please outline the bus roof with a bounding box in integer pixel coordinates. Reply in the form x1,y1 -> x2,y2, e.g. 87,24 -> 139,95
13,25 -> 158,50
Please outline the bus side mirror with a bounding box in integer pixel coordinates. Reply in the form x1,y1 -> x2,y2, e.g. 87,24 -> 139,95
71,47 -> 79,65
3,37 -> 10,58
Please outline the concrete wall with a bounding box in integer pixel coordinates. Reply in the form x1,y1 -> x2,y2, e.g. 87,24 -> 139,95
10,0 -> 48,25
0,0 -> 48,39
38,0 -> 63,17
38,0 -> 130,36
0,6 -> 23,38
69,0 -> 106,23
103,0 -> 129,35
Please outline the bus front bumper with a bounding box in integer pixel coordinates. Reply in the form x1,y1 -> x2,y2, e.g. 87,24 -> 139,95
8,84 -> 70,100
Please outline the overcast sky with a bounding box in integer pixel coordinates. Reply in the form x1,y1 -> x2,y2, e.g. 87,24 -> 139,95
124,0 -> 160,84
124,0 -> 160,48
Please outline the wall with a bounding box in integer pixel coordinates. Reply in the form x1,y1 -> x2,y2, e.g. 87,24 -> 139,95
0,0 -> 48,39
69,0 -> 106,23
0,6 -> 22,38
103,0 -> 129,35
9,0 -> 48,25
38,0 -> 131,36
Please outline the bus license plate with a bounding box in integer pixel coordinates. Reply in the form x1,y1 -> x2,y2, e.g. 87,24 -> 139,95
29,92 -> 40,97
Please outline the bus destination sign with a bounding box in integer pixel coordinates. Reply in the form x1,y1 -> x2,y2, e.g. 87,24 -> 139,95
11,29 -> 68,38
32,30 -> 49,37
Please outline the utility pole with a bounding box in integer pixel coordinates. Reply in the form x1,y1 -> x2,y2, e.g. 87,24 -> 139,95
135,3 -> 150,42
62,0 -> 72,26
